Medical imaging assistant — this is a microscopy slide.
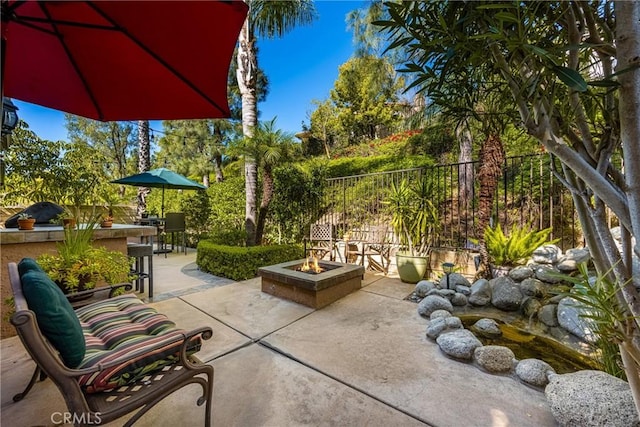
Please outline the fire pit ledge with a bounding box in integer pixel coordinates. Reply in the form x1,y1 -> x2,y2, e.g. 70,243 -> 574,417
258,259 -> 364,309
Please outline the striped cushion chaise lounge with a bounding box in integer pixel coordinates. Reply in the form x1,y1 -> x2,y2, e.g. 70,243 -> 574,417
8,260 -> 214,427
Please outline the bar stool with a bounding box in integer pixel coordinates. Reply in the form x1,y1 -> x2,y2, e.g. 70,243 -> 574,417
127,243 -> 154,298
163,212 -> 187,256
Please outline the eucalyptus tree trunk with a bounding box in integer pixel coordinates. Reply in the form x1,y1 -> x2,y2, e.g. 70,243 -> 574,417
614,0 -> 640,411
476,133 -> 505,277
616,0 -> 640,279
237,17 -> 259,246
136,120 -> 151,219
456,116 -> 474,239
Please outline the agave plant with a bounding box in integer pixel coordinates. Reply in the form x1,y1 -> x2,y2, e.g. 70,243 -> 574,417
385,177 -> 439,256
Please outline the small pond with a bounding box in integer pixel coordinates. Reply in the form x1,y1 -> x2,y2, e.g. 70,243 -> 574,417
460,314 -> 601,374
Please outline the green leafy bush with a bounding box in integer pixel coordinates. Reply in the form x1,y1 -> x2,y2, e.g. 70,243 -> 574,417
207,176 -> 246,230
484,223 -> 558,267
180,190 -> 211,246
196,241 -> 301,281
267,164 -> 326,244
36,214 -> 133,293
206,228 -> 247,247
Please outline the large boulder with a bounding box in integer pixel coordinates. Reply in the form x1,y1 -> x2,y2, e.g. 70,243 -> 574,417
414,280 -> 436,298
468,279 -> 491,306
557,297 -> 598,342
515,358 -> 555,387
532,244 -> 562,264
417,295 -> 453,318
520,277 -> 546,298
538,304 -> 559,327
533,265 -> 563,283
509,266 -> 534,281
545,370 -> 640,427
491,277 -> 523,311
439,272 -> 470,290
474,345 -> 515,373
563,247 -> 591,265
426,316 -> 462,340
470,318 -> 502,338
450,293 -> 468,306
435,329 -> 482,360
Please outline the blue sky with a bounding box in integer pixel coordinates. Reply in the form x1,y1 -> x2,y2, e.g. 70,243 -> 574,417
13,0 -> 365,142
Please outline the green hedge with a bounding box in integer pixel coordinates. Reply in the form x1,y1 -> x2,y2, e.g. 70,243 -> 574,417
196,241 -> 303,281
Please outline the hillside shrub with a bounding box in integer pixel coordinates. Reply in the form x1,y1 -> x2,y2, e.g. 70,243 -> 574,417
267,164 -> 326,244
196,241 -> 302,281
324,155 -> 435,178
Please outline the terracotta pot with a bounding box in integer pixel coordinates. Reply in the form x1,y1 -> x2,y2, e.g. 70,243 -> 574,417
100,220 -> 113,228
17,218 -> 36,230
62,218 -> 76,229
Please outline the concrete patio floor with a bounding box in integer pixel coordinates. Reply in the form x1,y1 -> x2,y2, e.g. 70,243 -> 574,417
1,249 -> 557,426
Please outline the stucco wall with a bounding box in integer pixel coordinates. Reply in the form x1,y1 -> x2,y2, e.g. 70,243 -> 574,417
1,239 -> 127,339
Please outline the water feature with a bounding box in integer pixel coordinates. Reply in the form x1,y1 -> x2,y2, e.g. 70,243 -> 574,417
460,314 -> 601,374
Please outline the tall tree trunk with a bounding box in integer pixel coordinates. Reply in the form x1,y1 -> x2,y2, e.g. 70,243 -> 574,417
136,120 -> 151,218
615,0 -> 640,413
616,0 -> 640,280
213,127 -> 225,183
456,116 -> 474,244
476,133 -> 505,277
255,166 -> 274,245
237,16 -> 259,246
213,154 -> 224,183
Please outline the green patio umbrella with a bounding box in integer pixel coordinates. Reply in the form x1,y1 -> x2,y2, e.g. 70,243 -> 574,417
111,168 -> 205,217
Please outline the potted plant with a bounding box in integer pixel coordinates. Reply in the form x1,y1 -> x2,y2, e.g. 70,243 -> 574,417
385,178 -> 439,283
17,213 -> 36,230
36,215 -> 132,295
100,208 -> 114,228
484,223 -> 558,277
51,210 -> 77,229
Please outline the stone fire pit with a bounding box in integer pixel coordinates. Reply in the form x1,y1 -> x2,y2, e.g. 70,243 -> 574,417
258,259 -> 364,309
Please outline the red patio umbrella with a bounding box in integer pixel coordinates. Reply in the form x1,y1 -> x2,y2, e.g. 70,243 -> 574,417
1,0 -> 248,121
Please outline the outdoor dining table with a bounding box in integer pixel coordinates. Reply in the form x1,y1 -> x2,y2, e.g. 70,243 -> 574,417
135,218 -> 172,254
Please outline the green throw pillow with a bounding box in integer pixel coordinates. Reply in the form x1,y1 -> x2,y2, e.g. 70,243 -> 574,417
18,257 -> 44,276
20,269 -> 86,368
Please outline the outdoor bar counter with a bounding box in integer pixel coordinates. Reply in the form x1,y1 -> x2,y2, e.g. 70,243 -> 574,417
0,224 -> 156,338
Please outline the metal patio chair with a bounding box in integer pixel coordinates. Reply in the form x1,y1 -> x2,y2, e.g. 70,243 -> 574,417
304,223 -> 340,261
8,260 -> 214,427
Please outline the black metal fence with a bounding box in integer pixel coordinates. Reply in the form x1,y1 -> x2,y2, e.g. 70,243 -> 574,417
309,154 -> 582,251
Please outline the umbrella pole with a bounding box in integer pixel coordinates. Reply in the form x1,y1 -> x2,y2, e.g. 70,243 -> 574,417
161,187 -> 165,217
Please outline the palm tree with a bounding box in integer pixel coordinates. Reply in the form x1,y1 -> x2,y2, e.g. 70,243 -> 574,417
254,118 -> 299,244
237,0 -> 316,246
231,118 -> 299,244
